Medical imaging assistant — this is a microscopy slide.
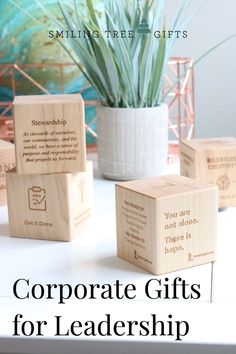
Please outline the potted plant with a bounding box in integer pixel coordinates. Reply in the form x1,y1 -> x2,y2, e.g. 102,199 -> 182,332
57,0 -> 176,180
14,0 -> 178,180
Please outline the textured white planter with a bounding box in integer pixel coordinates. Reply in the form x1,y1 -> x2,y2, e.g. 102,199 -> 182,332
97,104 -> 168,180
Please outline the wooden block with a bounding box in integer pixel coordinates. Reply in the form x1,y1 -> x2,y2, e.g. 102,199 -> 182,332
116,175 -> 218,275
0,139 -> 15,206
13,94 -> 86,174
6,161 -> 93,241
180,137 -> 236,208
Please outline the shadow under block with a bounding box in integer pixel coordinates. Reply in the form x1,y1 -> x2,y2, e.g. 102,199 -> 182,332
116,175 -> 218,275
13,94 -> 86,174
0,139 -> 15,206
6,161 -> 93,241
180,137 -> 236,208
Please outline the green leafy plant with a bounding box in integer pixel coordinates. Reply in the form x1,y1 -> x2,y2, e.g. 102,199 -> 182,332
55,0 -> 190,107
8,0 -> 236,108
8,0 -> 193,107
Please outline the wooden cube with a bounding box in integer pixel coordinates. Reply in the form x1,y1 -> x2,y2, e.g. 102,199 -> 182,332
13,94 -> 86,174
180,137 -> 236,208
116,175 -> 218,275
0,139 -> 15,206
6,161 -> 93,241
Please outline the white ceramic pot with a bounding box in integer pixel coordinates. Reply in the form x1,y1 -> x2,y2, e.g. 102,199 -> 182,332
96,104 -> 168,180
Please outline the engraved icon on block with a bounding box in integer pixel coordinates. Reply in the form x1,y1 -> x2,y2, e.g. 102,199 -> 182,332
115,174 -> 218,275
188,252 -> 193,262
216,175 -> 230,191
28,186 -> 46,211
180,137 -> 236,208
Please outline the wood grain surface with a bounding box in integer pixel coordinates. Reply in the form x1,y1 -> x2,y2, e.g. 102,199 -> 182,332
116,175 -> 218,275
6,161 -> 93,241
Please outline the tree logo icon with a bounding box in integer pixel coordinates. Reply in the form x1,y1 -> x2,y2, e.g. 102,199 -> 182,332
137,18 -> 151,34
216,175 -> 230,191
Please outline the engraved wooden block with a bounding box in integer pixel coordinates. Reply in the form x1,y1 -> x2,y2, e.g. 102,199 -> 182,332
6,161 -> 93,241
13,94 -> 86,174
116,175 -> 218,275
180,137 -> 236,208
0,139 -> 15,206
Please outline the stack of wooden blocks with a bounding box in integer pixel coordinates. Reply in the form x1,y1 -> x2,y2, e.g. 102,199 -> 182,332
6,94 -> 93,241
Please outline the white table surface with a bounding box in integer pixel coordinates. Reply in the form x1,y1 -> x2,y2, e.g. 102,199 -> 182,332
0,157 -> 236,353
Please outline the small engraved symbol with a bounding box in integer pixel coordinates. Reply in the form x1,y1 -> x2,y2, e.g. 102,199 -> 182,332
78,178 -> 85,203
216,175 -> 230,191
134,250 -> 138,260
28,186 -> 46,211
188,252 -> 193,262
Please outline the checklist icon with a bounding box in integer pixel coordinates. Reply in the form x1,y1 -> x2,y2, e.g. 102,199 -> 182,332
28,186 -> 47,211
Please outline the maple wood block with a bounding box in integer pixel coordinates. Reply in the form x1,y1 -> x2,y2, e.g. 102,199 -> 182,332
0,139 -> 15,206
6,161 -> 93,241
13,94 -> 86,174
180,137 -> 236,208
116,175 -> 218,275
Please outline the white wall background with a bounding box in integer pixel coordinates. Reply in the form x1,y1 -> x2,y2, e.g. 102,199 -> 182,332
166,0 -> 236,138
